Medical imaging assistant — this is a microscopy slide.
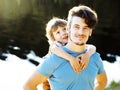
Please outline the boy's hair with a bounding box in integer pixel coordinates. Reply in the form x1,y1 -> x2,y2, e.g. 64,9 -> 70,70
67,5 -> 98,29
46,17 -> 67,44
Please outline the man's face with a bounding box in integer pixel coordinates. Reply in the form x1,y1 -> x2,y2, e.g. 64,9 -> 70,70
53,26 -> 68,44
68,16 -> 92,46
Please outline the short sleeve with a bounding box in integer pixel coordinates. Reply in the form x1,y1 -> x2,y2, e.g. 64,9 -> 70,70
93,53 -> 105,74
36,53 -> 62,77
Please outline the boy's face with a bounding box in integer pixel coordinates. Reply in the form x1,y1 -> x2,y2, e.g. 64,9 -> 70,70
53,26 -> 68,44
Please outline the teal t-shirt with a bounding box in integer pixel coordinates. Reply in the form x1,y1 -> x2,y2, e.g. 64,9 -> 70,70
37,46 -> 105,90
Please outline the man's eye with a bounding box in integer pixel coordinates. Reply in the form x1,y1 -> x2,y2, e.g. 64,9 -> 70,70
75,26 -> 80,29
83,27 -> 89,31
83,28 -> 87,30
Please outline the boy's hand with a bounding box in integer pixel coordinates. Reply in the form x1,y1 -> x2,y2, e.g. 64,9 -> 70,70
77,53 -> 90,70
69,58 -> 82,74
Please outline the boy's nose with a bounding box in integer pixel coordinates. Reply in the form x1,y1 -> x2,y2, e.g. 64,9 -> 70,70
61,31 -> 67,35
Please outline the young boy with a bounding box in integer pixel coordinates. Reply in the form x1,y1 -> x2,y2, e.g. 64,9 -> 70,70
42,17 -> 96,90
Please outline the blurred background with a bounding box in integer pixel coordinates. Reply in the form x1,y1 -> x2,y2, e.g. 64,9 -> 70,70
0,0 -> 119,61
0,0 -> 120,90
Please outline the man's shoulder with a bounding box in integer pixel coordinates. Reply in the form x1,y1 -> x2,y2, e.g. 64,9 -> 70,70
90,52 -> 103,65
92,52 -> 100,57
90,52 -> 102,61
44,52 -> 65,63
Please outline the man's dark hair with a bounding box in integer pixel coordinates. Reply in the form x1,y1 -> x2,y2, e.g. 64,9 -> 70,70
67,5 -> 98,29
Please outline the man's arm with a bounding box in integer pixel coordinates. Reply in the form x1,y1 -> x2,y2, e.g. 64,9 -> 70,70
94,71 -> 107,90
23,70 -> 48,90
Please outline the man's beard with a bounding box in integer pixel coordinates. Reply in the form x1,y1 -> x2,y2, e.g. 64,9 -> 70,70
69,36 -> 85,46
68,31 -> 86,46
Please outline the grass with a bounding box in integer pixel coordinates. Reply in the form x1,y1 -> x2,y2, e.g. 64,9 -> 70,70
105,81 -> 120,90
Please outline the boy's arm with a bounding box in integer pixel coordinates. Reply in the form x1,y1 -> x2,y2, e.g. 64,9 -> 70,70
86,44 -> 96,57
50,44 -> 81,73
77,44 -> 96,70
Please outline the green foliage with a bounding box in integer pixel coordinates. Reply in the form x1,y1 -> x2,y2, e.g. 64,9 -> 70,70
105,81 -> 120,90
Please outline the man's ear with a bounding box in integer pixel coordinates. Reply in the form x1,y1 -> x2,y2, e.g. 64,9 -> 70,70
89,29 -> 92,36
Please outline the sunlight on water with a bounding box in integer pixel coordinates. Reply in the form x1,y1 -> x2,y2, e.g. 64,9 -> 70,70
0,52 -> 120,90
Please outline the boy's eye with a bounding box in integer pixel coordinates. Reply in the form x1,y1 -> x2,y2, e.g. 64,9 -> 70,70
62,28 -> 66,32
63,27 -> 66,30
56,31 -> 60,34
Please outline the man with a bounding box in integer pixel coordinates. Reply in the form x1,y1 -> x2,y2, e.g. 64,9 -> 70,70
43,17 -> 96,90
23,5 -> 107,90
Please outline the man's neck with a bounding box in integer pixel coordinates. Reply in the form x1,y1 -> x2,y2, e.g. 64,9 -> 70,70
65,41 -> 86,53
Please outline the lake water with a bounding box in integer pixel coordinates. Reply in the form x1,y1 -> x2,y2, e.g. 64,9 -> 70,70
0,51 -> 120,90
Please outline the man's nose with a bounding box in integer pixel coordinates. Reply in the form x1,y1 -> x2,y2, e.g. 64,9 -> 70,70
78,29 -> 84,34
